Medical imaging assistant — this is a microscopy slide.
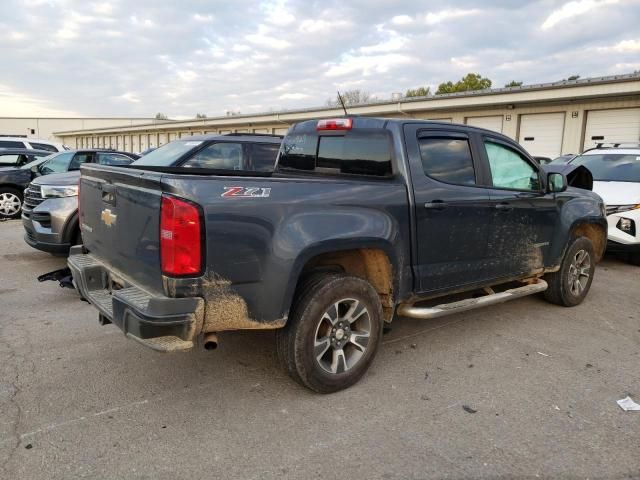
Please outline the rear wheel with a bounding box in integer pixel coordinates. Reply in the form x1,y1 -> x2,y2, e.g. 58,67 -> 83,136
543,236 -> 595,307
276,274 -> 383,393
0,187 -> 23,219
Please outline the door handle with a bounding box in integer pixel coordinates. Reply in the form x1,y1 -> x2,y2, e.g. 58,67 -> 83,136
424,200 -> 448,210
495,202 -> 513,211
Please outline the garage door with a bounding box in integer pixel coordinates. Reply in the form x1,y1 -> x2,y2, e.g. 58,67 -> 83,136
466,115 -> 503,133
584,108 -> 640,150
518,113 -> 565,158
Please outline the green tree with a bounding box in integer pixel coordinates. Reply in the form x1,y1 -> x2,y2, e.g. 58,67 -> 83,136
195,113 -> 207,119
564,75 -> 580,81
504,80 -> 523,87
155,112 -> 168,120
436,73 -> 492,94
405,86 -> 431,97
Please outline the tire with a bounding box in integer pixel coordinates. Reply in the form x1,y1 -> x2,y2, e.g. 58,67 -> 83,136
0,187 -> 23,219
276,274 -> 384,393
543,236 -> 596,307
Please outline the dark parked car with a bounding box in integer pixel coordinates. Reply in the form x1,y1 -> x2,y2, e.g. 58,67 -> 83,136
0,149 -> 54,219
69,118 -> 606,393
22,150 -> 139,254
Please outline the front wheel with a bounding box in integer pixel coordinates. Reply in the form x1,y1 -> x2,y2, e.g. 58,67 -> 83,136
276,274 -> 384,393
0,187 -> 23,219
543,236 -> 596,307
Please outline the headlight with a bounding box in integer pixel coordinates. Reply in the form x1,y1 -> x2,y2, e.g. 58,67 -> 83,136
617,217 -> 636,236
40,185 -> 79,198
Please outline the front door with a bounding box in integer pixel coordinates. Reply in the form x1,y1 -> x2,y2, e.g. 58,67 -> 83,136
404,125 -> 494,293
480,137 -> 557,276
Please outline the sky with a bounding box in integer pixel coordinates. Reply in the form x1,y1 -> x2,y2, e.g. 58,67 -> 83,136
1,0 -> 639,119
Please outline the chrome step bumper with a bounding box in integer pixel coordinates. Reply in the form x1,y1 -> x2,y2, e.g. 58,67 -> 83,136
397,280 -> 548,320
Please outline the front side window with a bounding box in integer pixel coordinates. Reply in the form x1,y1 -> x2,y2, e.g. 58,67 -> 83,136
38,151 -> 74,174
418,137 -> 476,185
485,141 -> 540,190
69,153 -> 92,170
182,142 -> 244,169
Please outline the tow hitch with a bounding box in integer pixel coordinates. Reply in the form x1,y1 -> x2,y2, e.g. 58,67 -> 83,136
38,267 -> 75,289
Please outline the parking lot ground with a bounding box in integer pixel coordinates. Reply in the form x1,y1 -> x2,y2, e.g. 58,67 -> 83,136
0,218 -> 639,479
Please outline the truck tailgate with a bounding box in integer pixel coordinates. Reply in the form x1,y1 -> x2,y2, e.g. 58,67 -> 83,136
79,164 -> 166,294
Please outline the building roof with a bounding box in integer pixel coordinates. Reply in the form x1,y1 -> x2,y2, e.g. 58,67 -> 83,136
54,72 -> 640,136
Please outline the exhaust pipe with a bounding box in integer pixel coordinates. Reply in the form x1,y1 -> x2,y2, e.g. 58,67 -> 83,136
203,333 -> 219,351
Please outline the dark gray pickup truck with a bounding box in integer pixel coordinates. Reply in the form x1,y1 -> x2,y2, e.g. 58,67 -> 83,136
69,117 -> 607,393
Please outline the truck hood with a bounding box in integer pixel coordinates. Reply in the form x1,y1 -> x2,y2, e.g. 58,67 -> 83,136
32,170 -> 80,186
592,181 -> 640,205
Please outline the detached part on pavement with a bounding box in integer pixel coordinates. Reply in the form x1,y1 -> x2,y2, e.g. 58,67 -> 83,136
67,117 -> 608,393
38,267 -> 74,289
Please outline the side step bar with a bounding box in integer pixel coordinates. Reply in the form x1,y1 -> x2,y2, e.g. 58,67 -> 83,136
397,279 -> 548,320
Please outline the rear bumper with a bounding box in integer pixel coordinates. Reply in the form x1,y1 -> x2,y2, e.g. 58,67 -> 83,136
68,249 -> 204,351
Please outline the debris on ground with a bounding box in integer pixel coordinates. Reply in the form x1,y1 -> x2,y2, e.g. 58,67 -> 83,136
462,405 -> 477,414
617,396 -> 640,411
537,352 -> 550,357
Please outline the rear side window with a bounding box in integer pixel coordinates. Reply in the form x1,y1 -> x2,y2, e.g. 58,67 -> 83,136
250,143 -> 279,172
182,142 -> 244,169
29,142 -> 58,152
418,137 -> 476,185
0,140 -> 25,148
279,131 -> 393,177
97,153 -> 134,166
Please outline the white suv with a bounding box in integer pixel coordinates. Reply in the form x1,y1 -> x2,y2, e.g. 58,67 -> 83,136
0,137 -> 68,153
569,143 -> 640,265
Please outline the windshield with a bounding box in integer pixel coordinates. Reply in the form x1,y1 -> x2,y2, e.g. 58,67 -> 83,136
571,153 -> 640,182
37,151 -> 74,175
132,140 -> 204,167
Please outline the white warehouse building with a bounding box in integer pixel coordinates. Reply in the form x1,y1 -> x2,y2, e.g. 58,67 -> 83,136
53,73 -> 640,158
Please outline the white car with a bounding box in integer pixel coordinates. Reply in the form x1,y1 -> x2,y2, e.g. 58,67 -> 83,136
570,144 -> 640,265
0,136 -> 68,153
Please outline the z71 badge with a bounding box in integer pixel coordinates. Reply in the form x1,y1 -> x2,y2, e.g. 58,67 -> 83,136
222,186 -> 271,198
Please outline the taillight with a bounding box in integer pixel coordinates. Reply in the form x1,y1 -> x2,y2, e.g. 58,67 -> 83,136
316,118 -> 353,131
160,195 -> 203,276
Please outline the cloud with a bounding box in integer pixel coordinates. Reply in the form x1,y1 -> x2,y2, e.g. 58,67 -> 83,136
279,93 -> 311,100
391,15 -> 413,25
598,38 -> 640,52
0,83 -> 80,116
424,8 -> 480,25
0,0 -> 638,118
193,13 -> 214,22
325,53 -> 415,77
541,0 -> 619,30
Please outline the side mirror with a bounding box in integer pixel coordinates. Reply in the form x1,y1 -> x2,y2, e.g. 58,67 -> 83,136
547,172 -> 567,193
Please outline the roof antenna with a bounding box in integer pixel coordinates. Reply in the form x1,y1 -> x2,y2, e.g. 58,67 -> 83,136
336,90 -> 348,116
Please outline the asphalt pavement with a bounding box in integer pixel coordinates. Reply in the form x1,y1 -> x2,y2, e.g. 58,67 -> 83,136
1,219 -> 639,479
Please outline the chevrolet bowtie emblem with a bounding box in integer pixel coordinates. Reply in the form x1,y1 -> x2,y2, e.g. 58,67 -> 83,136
101,208 -> 117,227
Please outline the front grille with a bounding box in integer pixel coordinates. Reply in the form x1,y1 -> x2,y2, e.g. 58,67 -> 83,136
24,184 -> 44,208
606,204 -> 638,216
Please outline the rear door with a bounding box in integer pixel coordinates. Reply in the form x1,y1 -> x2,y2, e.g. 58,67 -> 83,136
480,136 -> 557,276
404,125 -> 494,293
69,152 -> 94,171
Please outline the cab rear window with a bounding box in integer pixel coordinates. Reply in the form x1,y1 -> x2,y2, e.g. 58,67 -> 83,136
279,131 -> 393,177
